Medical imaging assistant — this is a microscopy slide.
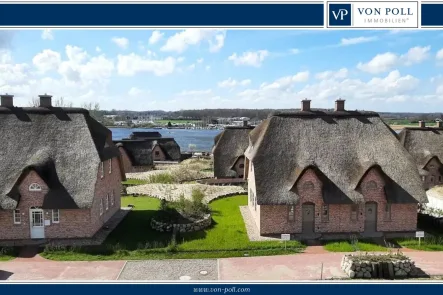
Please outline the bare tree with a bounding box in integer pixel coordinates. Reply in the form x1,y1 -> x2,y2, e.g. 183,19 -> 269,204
81,102 -> 102,121
53,97 -> 73,107
28,97 -> 39,107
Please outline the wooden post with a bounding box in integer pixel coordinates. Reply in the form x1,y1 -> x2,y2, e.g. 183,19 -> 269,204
320,263 -> 323,280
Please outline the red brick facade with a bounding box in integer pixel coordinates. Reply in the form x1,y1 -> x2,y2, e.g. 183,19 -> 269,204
250,166 -> 418,236
422,157 -> 443,190
0,157 -> 122,240
152,145 -> 166,161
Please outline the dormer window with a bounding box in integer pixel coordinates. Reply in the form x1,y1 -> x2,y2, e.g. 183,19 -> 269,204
29,183 -> 42,191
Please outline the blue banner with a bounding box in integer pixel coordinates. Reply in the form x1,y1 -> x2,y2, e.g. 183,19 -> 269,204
0,283 -> 442,293
0,3 -> 324,27
421,3 -> 443,27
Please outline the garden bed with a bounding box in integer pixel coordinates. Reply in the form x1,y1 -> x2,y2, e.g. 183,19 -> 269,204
151,213 -> 212,233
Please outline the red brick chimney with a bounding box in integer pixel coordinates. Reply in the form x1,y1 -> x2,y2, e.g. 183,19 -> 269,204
0,94 -> 14,107
301,99 -> 311,111
39,94 -> 52,108
335,99 -> 345,112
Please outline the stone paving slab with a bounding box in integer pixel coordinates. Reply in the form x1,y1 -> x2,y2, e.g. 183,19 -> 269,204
218,253 -> 348,281
118,259 -> 218,280
0,260 -> 125,280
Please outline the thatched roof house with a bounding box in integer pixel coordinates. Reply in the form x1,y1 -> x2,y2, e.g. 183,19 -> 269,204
213,122 -> 254,178
0,94 -> 125,242
398,121 -> 443,189
245,99 -> 426,238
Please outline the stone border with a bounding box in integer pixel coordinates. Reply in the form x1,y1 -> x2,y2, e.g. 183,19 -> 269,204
341,253 -> 419,279
151,213 -> 212,233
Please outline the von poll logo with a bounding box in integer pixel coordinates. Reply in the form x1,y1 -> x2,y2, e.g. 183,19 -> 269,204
329,3 -> 352,26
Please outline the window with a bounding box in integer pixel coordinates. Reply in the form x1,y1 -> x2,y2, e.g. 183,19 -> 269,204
13,209 -> 21,224
155,151 -> 160,156
422,176 -> 426,181
303,181 -> 314,191
100,162 -> 104,178
239,164 -> 245,169
111,190 -> 115,206
385,203 -> 391,220
288,206 -> 295,221
29,183 -> 42,191
109,159 -> 112,174
431,176 -> 435,183
100,199 -> 103,216
365,181 -> 377,190
322,204 -> 329,222
430,164 -> 435,169
52,210 -> 60,223
105,194 -> 109,211
351,205 -> 358,221
239,174 -> 244,178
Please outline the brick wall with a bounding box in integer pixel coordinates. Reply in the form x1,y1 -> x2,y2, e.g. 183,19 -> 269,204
152,145 -> 166,161
422,157 -> 443,190
255,167 -> 418,236
0,157 -> 123,241
118,146 -> 151,173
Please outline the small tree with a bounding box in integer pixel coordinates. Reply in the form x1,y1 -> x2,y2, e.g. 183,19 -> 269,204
188,144 -> 197,152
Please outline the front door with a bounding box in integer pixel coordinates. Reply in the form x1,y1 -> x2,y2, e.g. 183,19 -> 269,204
30,209 -> 45,239
302,204 -> 315,234
364,203 -> 377,234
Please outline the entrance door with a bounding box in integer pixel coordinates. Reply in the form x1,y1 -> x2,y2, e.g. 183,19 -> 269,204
29,209 -> 45,239
364,203 -> 377,234
302,203 -> 315,234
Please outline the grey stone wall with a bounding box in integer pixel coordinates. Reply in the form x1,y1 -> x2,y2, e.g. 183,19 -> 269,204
341,253 -> 419,279
151,214 -> 211,233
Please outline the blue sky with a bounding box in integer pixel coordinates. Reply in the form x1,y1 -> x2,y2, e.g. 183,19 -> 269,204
1,29 -> 442,112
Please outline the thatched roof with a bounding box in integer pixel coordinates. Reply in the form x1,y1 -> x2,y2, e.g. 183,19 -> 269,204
113,137 -> 181,165
213,126 -> 254,178
0,107 -> 122,210
245,110 -> 427,205
398,127 -> 443,170
129,131 -> 162,139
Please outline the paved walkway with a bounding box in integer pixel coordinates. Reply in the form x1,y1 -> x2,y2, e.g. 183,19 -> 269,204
2,248 -> 443,280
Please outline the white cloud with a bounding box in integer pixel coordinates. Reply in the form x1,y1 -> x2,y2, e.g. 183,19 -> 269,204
112,37 -> 129,49
96,46 -> 102,53
197,58 -> 204,64
178,89 -> 212,96
161,29 -> 226,53
436,49 -> 443,60
315,68 -> 348,80
117,53 -> 176,76
149,31 -> 164,45
340,36 -> 377,46
205,65 -> 211,71
32,49 -> 61,73
357,46 -> 431,74
41,29 -> 54,40
228,50 -> 269,67
218,78 -> 251,88
128,87 -> 143,96
289,48 -> 300,54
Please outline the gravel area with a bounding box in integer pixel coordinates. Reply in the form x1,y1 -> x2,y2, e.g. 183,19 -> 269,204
240,206 -> 280,241
118,259 -> 218,280
127,183 -> 246,203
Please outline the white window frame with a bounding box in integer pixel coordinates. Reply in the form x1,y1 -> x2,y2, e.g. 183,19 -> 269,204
100,199 -> 104,216
385,203 -> 392,221
109,159 -> 112,174
13,209 -> 21,224
111,190 -> 115,206
105,194 -> 109,211
29,183 -> 42,191
100,162 -> 104,178
322,204 -> 329,222
288,206 -> 295,221
52,209 -> 60,223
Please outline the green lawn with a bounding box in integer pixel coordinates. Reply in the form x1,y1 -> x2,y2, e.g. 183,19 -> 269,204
396,237 -> 443,251
42,195 -> 305,261
122,179 -> 148,186
323,240 -> 387,252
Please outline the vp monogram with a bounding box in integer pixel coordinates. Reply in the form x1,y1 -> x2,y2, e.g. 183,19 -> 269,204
332,9 -> 349,21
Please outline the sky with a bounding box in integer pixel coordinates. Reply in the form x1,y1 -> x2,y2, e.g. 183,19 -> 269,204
0,29 -> 442,112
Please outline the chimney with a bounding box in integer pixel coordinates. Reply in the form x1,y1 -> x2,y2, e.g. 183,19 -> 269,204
335,99 -> 345,112
39,94 -> 52,108
419,121 -> 426,128
301,99 -> 311,112
0,94 -> 13,107
243,120 -> 248,127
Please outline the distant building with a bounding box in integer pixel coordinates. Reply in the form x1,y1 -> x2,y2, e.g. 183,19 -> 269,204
245,99 -> 427,239
0,94 -> 125,244
114,132 -> 181,172
212,120 -> 254,179
398,120 -> 443,190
